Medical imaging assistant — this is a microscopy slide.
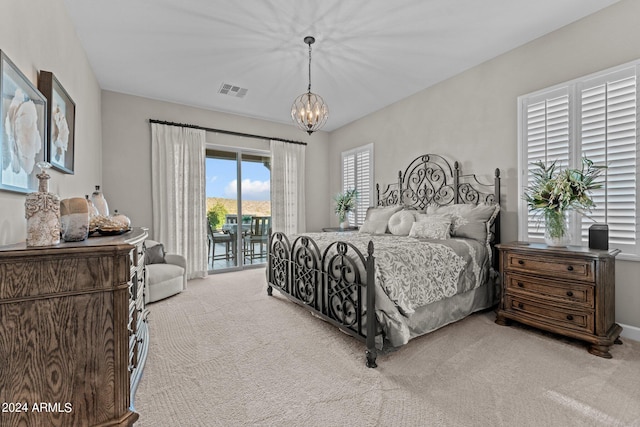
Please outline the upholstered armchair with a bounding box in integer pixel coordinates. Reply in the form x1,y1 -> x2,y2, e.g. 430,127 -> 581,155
144,239 -> 187,303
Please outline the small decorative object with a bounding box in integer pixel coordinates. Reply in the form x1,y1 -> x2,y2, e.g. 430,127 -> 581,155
334,188 -> 358,229
524,158 -> 605,247
60,197 -> 90,242
111,210 -> 131,230
25,161 -> 60,246
38,71 -> 75,174
91,185 -> 110,216
85,195 -> 99,218
291,36 -> 329,134
0,50 -> 47,194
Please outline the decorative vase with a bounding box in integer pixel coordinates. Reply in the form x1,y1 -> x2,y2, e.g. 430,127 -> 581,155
60,197 -> 90,242
338,214 -> 350,229
25,162 -> 61,247
91,185 -> 109,216
544,209 -> 570,247
85,195 -> 99,218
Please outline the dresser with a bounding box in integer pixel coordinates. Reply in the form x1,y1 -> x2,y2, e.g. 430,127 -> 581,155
0,227 -> 149,426
495,242 -> 621,358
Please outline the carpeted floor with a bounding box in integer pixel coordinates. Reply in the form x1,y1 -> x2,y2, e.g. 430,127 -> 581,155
133,268 -> 640,427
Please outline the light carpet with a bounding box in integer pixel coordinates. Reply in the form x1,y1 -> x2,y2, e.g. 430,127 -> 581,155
133,268 -> 640,427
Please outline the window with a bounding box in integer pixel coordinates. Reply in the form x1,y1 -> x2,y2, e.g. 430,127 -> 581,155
518,61 -> 639,257
341,143 -> 374,226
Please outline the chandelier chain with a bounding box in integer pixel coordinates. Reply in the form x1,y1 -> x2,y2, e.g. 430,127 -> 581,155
308,42 -> 312,93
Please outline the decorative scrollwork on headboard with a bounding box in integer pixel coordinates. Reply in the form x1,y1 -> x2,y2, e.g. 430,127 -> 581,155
375,154 -> 501,247
400,154 -> 456,210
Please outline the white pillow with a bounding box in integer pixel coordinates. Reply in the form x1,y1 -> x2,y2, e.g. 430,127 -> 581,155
358,219 -> 389,234
360,205 -> 403,234
388,210 -> 416,236
409,215 -> 452,239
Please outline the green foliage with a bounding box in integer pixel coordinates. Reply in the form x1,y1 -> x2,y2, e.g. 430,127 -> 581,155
207,202 -> 228,230
524,157 -> 606,234
334,188 -> 358,221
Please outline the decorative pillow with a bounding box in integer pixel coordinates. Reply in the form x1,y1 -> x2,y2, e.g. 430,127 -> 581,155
361,205 -> 403,233
388,210 -> 416,236
408,215 -> 452,239
145,243 -> 166,264
358,219 -> 389,234
428,203 -> 500,243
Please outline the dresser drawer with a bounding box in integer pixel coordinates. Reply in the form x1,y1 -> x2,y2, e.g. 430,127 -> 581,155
505,295 -> 594,334
505,253 -> 595,283
505,273 -> 594,308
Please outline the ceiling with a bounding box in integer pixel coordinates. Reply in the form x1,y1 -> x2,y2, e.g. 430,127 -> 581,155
62,0 -> 619,133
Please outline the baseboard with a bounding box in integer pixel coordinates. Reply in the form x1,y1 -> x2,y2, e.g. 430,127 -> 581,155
619,323 -> 640,343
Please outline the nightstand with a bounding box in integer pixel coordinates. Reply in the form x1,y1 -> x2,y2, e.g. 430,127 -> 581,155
495,241 -> 622,358
322,226 -> 358,232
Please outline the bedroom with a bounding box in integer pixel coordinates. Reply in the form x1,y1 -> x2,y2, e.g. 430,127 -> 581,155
1,0 -> 639,425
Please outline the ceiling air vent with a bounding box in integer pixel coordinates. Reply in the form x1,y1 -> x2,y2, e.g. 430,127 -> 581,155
218,83 -> 248,98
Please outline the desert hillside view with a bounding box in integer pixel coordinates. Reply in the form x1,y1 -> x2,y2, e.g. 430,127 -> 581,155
206,198 -> 271,229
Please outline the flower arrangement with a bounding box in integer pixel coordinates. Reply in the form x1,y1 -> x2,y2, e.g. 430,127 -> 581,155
524,157 -> 605,244
334,188 -> 358,223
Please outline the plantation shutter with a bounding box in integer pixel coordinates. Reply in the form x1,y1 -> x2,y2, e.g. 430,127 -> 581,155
341,144 -> 374,226
579,69 -> 637,250
522,89 -> 570,241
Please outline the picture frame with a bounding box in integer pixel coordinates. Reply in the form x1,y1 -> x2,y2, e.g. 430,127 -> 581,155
38,70 -> 75,174
0,50 -> 47,194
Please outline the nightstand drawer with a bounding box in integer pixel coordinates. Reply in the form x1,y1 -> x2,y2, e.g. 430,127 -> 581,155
505,273 -> 594,308
505,253 -> 595,283
505,295 -> 594,334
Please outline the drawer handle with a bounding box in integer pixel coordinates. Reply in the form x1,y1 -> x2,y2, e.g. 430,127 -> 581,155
566,315 -> 574,321
518,303 -> 524,309
567,266 -> 574,271
566,291 -> 574,297
517,282 -> 524,288
518,260 -> 524,265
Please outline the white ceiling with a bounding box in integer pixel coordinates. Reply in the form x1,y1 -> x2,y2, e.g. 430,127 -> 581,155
63,0 -> 619,132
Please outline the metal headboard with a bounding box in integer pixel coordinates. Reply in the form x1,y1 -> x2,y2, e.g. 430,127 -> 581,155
375,154 -> 501,246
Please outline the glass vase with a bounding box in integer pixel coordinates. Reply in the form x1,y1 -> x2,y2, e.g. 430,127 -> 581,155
544,209 -> 570,247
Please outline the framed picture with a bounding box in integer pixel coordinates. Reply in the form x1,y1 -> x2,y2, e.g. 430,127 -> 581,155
38,71 -> 75,174
0,50 -> 47,194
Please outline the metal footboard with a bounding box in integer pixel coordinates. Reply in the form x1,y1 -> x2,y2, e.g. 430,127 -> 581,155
267,232 -> 377,368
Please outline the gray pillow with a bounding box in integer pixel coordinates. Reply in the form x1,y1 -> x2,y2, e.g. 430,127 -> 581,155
145,243 -> 166,264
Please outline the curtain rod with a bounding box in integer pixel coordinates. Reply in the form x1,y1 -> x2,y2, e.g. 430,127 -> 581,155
148,119 -> 307,146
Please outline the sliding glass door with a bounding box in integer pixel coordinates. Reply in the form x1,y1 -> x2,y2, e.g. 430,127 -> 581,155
206,148 -> 271,272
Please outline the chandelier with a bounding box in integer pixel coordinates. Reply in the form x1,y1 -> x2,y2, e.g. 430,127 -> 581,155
291,36 -> 329,135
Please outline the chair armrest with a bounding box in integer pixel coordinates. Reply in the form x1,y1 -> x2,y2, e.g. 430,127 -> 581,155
165,253 -> 187,270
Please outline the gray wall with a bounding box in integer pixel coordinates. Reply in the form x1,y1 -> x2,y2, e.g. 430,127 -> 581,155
101,91 -> 330,239
0,0 -> 103,246
328,0 -> 640,332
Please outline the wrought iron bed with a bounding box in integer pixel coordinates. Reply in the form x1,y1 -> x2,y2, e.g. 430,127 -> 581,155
266,154 -> 501,368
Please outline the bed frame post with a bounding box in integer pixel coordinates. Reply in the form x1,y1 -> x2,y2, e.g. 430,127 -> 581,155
454,161 -> 461,204
397,171 -> 403,204
266,229 -> 273,296
365,241 -> 377,368
494,168 -> 501,244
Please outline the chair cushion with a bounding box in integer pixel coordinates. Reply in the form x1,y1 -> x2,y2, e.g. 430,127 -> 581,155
146,263 -> 184,285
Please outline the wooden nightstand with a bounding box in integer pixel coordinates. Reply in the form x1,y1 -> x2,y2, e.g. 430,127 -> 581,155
495,241 -> 622,358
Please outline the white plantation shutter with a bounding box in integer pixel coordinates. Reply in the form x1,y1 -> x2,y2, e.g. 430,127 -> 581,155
523,89 -> 570,240
519,61 -> 639,256
341,144 -> 373,226
580,71 -> 637,250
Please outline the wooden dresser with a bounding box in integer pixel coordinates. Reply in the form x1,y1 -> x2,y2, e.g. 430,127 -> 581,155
495,242 -> 622,358
0,227 -> 149,426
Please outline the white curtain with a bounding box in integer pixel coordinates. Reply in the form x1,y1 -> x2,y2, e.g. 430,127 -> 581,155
151,123 -> 208,280
270,140 -> 306,234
